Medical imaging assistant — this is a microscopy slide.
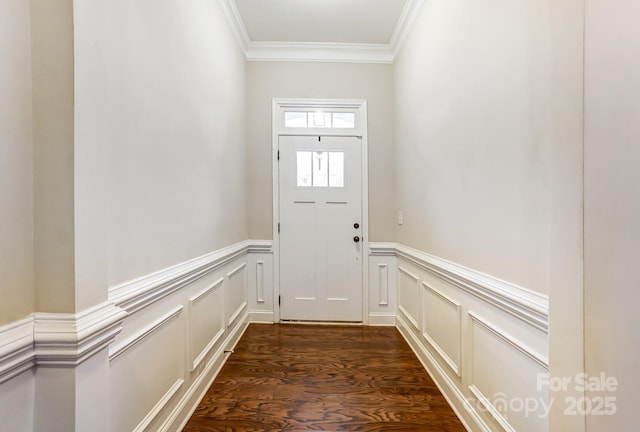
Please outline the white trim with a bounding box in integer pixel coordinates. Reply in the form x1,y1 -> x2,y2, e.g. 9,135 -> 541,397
389,0 -> 425,57
255,261 -> 265,303
134,379 -> 185,432
216,0 -> 250,53
468,311 -> 549,369
189,278 -> 224,305
248,310 -> 275,323
272,98 -> 369,324
109,306 -> 183,362
34,301 -> 127,366
188,278 -> 225,372
226,262 -> 246,279
397,265 -> 420,330
367,312 -> 396,326
162,318 -> 250,432
109,240 -> 269,314
247,42 -> 394,64
397,313 -> 490,432
422,282 -> 462,377
378,264 -> 389,306
227,302 -> 247,328
468,384 -> 515,432
217,0 -> 424,63
370,242 -> 549,332
0,316 -> 35,384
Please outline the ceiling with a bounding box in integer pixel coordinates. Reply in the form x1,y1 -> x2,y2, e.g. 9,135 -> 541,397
218,0 -> 424,63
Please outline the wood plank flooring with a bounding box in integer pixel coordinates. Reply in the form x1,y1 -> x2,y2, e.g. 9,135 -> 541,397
183,324 -> 466,431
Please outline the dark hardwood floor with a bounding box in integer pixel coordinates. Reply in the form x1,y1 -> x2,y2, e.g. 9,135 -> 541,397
183,324 -> 466,431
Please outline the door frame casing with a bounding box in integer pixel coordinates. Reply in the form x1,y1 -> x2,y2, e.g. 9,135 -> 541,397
272,98 -> 369,323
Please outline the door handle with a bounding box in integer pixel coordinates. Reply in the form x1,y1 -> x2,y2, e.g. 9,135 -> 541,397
353,236 -> 360,243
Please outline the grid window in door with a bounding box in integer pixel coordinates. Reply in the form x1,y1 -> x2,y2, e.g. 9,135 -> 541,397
296,151 -> 344,188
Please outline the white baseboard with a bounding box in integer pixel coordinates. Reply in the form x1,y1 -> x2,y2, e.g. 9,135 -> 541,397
367,312 -> 396,326
162,313 -> 250,432
397,312 -> 488,432
249,310 -> 275,323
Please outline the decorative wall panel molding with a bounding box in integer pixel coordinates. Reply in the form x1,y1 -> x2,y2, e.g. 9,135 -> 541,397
134,379 -> 184,432
188,278 -> 225,371
422,282 -> 462,377
378,264 -> 389,306
398,266 -> 420,331
226,263 -> 247,328
109,306 -> 183,362
370,242 -> 549,331
255,261 -> 265,303
468,312 -> 549,432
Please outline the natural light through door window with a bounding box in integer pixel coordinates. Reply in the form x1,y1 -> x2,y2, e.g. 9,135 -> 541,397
296,151 -> 344,188
285,112 -> 355,129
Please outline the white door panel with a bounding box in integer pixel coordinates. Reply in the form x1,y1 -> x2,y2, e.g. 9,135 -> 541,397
279,135 -> 363,322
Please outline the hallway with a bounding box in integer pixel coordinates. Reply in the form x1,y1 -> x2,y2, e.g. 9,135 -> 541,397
183,324 -> 466,431
1,0 -> 639,431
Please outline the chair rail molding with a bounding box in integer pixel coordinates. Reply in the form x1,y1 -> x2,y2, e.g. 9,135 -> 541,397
109,240 -> 272,314
369,242 -> 549,331
0,316 -> 35,384
34,301 -> 127,367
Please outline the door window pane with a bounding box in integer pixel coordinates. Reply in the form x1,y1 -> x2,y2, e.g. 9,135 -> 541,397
312,151 -> 329,187
328,152 -> 344,187
296,151 -> 312,186
296,151 -> 345,188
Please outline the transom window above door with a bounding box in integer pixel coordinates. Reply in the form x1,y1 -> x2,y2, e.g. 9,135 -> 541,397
285,111 -> 356,129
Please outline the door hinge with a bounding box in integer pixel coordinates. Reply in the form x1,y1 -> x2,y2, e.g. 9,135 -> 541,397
277,150 -> 280,161
277,223 -> 280,233
278,295 -> 281,306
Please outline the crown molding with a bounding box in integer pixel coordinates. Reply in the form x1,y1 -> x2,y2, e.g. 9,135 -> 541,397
247,42 -> 394,64
217,0 -> 250,52
389,0 -> 425,57
218,0 -> 424,64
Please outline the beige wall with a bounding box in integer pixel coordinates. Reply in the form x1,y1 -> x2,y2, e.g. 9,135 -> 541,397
72,0 -> 249,287
247,62 -> 395,241
584,0 -> 640,429
0,0 -> 35,325
31,0 -> 76,312
393,0 -> 582,296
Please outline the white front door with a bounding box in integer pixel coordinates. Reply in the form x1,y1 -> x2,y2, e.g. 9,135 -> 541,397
279,135 -> 363,322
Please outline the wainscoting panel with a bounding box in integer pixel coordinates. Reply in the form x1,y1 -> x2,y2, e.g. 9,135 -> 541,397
188,278 -> 225,372
109,306 -> 184,432
225,263 -> 247,328
422,282 -> 462,377
370,242 -> 550,432
468,312 -> 549,432
398,266 -> 420,331
367,250 -> 397,325
108,240 -> 261,432
247,246 -> 274,323
0,366 -> 34,432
